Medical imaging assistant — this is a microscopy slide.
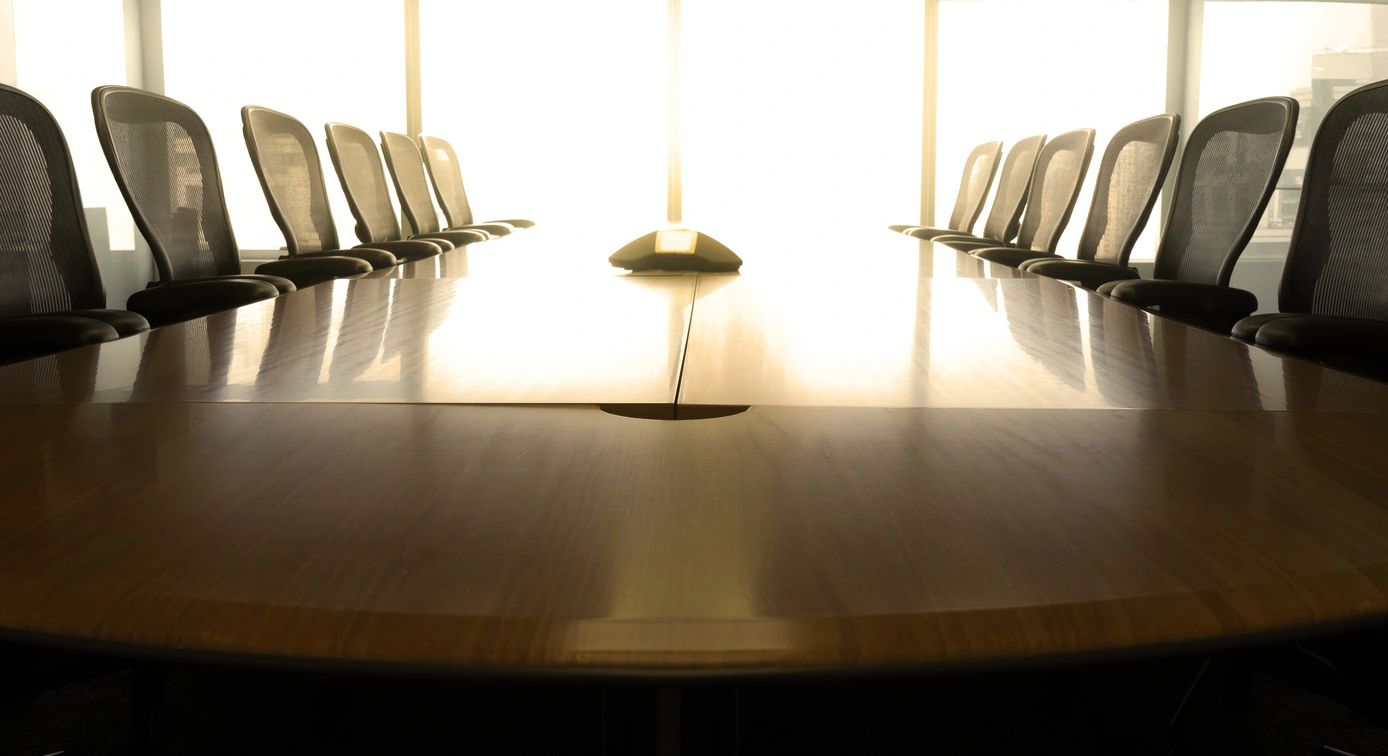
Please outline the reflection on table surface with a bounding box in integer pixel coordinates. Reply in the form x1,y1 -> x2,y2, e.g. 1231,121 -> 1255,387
3,228 -> 1384,413
680,270 -> 1388,411
0,276 -> 694,405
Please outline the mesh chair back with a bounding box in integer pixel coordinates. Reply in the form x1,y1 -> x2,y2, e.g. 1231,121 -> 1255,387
1074,114 -> 1180,266
0,84 -> 105,318
946,141 -> 1003,234
242,106 -> 342,255
1015,129 -> 1095,253
1152,97 -> 1298,286
1016,131 -> 1088,252
419,135 -> 477,228
324,122 -> 402,244
379,131 -> 444,236
1280,79 -> 1388,319
93,86 -> 240,281
979,135 -> 1045,242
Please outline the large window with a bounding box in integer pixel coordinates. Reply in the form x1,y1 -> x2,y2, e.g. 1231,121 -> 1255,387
1199,2 -> 1388,267
422,1 -> 923,257
162,0 -> 406,253
13,0 -> 132,251
935,0 -> 1169,259
681,1 -> 924,246
420,0 -> 667,239
10,0 -> 1387,279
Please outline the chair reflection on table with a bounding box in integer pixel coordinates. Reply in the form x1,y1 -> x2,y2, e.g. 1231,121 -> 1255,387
324,283 -> 394,388
128,314 -> 244,402
368,246 -> 468,280
5,345 -> 164,510
950,248 -> 984,280
1002,280 -> 1086,392
962,261 -> 1002,312
1278,355 -> 1388,413
0,344 -> 103,404
124,283 -> 387,402
251,285 -> 334,398
1000,277 -> 1275,410
250,279 -> 451,401
1086,295 -> 1160,405
1149,314 -> 1262,409
982,260 -> 1028,280
377,279 -> 457,400
1084,294 -> 1265,409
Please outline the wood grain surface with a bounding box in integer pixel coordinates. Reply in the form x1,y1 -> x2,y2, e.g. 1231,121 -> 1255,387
3,233 -> 1388,678
2,402 -> 1388,674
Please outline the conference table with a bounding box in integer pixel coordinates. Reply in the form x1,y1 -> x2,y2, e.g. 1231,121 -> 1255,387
2,226 -> 1388,687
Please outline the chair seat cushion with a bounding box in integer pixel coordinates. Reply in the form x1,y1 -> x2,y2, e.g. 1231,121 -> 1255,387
233,273 -> 296,294
1109,280 -> 1259,334
901,226 -> 957,240
411,236 -> 455,251
128,278 -> 282,327
170,273 -> 296,295
1095,280 -> 1125,298
1230,312 -> 1294,343
359,239 -> 445,262
450,223 -> 513,237
1254,314 -> 1388,380
299,248 -> 398,270
256,256 -> 372,289
417,229 -> 488,247
492,218 -> 534,229
941,237 -> 1005,253
1020,259 -> 1139,289
974,248 -> 1058,268
67,308 -> 151,337
0,314 -> 120,364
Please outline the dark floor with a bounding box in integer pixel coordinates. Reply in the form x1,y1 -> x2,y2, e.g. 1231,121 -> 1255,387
2,642 -> 1388,755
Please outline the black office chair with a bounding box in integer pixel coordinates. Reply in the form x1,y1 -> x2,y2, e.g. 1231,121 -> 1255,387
1092,98 -> 1297,332
324,123 -> 484,256
1231,79 -> 1388,380
94,87 -> 370,326
241,106 -> 400,272
890,140 -> 1002,239
419,135 -> 535,234
1017,114 -> 1183,285
0,83 -> 151,363
965,129 -> 1096,263
913,135 -> 1044,248
379,131 -> 506,244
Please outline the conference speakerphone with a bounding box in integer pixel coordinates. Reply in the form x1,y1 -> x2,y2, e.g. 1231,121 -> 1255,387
609,228 -> 743,272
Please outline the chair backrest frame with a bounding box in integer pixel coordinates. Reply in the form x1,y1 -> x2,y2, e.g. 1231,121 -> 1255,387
242,105 -> 344,256
419,135 -> 476,229
92,85 -> 243,282
947,141 -> 1004,235
324,122 -> 403,245
979,135 -> 1046,243
1015,128 -> 1096,254
379,130 -> 444,236
1279,78 -> 1388,319
1073,114 -> 1181,267
0,83 -> 106,316
1151,96 -> 1298,287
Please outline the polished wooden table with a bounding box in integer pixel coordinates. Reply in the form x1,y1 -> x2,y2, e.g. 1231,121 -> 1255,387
2,229 -> 1388,677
